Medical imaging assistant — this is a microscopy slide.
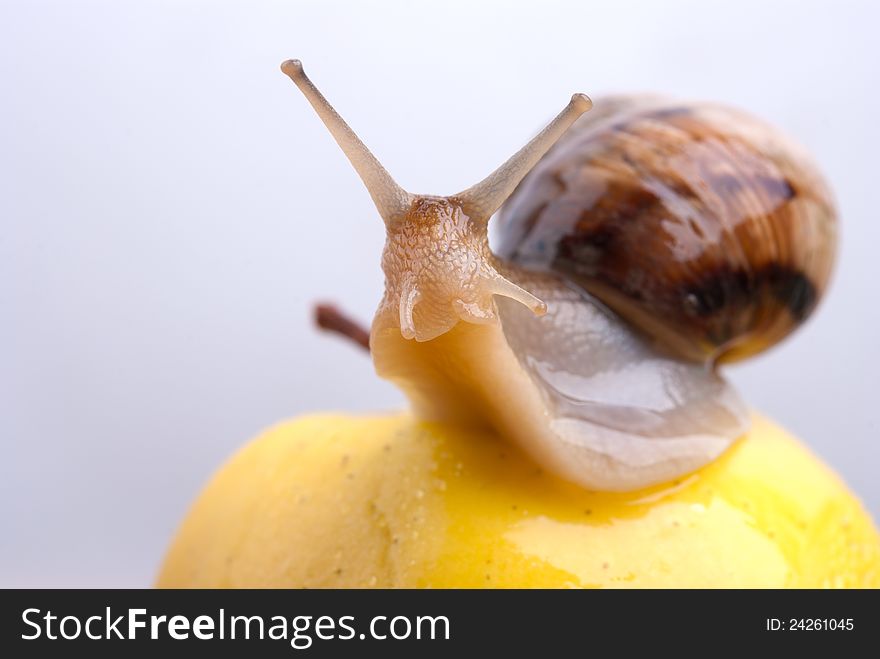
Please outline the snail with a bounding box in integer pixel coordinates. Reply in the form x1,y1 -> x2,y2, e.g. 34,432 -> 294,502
281,60 -> 837,492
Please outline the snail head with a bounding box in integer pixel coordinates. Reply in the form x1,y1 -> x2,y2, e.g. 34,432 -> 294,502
281,59 -> 591,341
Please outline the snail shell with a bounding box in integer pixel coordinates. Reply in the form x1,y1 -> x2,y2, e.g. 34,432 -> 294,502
497,96 -> 838,363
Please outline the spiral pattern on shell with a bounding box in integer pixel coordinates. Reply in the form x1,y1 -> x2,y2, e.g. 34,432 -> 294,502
496,96 -> 838,364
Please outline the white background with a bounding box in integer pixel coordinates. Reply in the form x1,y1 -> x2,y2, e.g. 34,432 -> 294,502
2,0 -> 878,587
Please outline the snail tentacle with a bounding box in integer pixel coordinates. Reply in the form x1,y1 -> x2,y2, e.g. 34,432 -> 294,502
398,279 -> 421,341
484,273 -> 548,317
281,59 -> 412,225
456,93 -> 593,222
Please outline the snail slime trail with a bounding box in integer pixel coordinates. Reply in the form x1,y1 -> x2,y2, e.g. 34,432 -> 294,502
282,62 -> 835,492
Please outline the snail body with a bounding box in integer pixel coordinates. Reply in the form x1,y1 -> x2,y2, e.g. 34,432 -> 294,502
282,62 -> 836,491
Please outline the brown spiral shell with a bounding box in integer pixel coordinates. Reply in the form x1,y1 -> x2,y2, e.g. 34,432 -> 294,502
496,96 -> 838,364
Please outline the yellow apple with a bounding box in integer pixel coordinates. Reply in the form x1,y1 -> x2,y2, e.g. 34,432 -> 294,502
157,413 -> 879,588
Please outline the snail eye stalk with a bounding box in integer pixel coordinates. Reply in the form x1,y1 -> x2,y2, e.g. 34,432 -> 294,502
281,59 -> 413,226
455,93 -> 592,223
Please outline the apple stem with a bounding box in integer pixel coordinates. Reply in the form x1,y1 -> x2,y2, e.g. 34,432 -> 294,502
314,303 -> 370,352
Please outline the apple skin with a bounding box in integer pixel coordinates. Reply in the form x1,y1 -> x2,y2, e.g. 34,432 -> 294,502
157,413 -> 879,588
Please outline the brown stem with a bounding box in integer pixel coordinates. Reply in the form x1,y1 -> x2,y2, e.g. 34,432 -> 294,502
314,303 -> 370,352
